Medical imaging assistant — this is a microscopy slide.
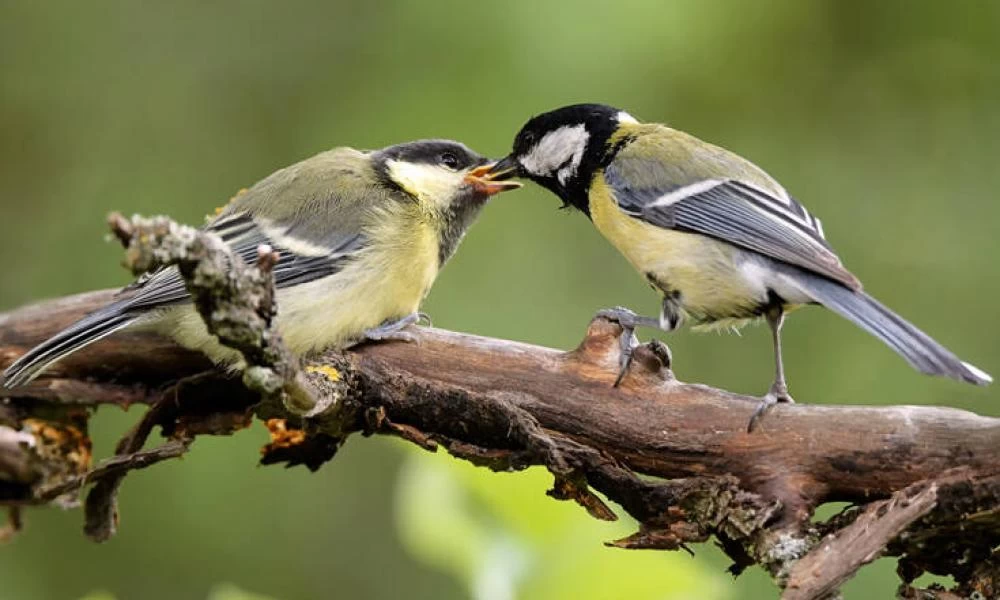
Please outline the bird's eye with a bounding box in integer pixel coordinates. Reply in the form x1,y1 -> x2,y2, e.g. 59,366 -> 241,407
521,131 -> 536,147
439,152 -> 460,170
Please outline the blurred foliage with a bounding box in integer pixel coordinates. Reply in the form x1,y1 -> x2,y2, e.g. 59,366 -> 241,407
206,584 -> 280,600
79,584 -> 279,600
395,446 -> 727,600
77,593 -> 117,600
1,1 -> 997,598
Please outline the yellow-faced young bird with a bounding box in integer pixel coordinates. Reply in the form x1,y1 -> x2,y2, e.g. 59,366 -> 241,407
3,140 -> 519,387
488,103 -> 991,427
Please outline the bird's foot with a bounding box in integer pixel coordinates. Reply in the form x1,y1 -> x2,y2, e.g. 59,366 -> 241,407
747,382 -> 795,433
595,306 -> 660,387
362,313 -> 423,344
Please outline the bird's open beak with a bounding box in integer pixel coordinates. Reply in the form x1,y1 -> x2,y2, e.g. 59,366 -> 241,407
464,157 -> 522,196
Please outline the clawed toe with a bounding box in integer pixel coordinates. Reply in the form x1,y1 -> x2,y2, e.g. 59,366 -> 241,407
768,380 -> 795,405
612,327 -> 640,387
746,385 -> 794,433
364,328 -> 419,343
361,313 -> 422,344
377,330 -> 418,344
595,306 -> 662,388
596,306 -> 640,327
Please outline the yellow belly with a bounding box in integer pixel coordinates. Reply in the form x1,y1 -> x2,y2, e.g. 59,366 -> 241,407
589,178 -> 763,325
159,212 -> 440,365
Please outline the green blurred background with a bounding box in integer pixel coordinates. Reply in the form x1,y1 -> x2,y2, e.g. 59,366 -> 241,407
1,1 -> 997,598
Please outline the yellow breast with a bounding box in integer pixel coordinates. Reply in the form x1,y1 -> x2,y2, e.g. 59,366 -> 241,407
588,176 -> 763,324
161,203 -> 440,364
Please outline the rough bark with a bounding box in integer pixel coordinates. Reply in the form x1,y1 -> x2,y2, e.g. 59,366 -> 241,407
0,214 -> 997,600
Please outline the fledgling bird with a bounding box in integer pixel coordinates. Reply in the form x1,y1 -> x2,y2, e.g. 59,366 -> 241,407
3,140 -> 519,387
488,103 -> 991,427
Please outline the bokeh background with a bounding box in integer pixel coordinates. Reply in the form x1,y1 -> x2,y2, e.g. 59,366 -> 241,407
2,1 -> 998,598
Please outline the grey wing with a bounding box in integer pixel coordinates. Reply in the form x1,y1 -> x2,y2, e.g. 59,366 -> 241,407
121,148 -> 384,312
209,213 -> 366,288
120,213 -> 365,312
604,163 -> 861,290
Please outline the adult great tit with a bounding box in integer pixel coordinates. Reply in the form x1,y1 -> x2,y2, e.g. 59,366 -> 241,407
3,140 -> 519,387
489,103 -> 991,426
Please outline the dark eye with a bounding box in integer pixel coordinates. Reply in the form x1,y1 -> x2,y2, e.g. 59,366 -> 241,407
521,131 -> 536,147
439,152 -> 460,170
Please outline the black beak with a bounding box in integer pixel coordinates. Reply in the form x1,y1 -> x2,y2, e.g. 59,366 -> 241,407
484,155 -> 521,180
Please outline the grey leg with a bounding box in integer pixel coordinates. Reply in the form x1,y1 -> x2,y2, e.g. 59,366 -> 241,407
595,306 -> 662,387
748,306 -> 796,432
361,313 -> 422,344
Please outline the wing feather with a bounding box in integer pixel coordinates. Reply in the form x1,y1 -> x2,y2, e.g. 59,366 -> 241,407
604,153 -> 861,290
119,214 -> 365,313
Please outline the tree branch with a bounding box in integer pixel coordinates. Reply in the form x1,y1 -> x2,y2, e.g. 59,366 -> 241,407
0,214 -> 997,599
783,476 -> 940,600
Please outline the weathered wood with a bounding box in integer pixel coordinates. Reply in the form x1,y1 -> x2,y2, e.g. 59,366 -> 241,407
4,289 -> 995,512
782,477 -> 940,600
1,225 -> 997,598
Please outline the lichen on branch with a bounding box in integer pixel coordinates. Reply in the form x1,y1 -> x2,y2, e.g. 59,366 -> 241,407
0,213 -> 996,599
107,212 -> 320,415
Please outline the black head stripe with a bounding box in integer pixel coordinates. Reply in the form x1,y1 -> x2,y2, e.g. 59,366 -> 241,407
376,139 -> 486,169
373,139 -> 488,193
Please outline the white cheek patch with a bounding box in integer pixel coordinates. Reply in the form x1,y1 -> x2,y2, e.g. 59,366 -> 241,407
386,160 -> 466,208
520,124 -> 590,184
557,148 -> 584,186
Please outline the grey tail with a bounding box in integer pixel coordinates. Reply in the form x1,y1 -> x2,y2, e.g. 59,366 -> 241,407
787,269 -> 992,386
2,302 -> 138,388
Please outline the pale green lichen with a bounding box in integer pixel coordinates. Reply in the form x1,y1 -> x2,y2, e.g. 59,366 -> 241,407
243,366 -> 284,396
765,531 -> 814,583
112,213 -> 323,417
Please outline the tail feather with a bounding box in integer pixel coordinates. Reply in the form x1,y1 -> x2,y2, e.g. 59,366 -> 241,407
2,304 -> 137,388
785,269 -> 992,386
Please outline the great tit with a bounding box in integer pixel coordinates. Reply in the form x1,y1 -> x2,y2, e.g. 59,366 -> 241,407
3,140 -> 519,387
489,103 -> 991,425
